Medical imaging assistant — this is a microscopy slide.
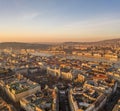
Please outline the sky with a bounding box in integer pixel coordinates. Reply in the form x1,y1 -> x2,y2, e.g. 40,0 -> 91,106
0,0 -> 120,42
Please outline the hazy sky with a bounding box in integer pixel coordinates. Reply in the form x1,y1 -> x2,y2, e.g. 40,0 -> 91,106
0,0 -> 120,42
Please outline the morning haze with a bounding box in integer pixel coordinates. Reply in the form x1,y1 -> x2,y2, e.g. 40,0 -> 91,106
0,0 -> 120,42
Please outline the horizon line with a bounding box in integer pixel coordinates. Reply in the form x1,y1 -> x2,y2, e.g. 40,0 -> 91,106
0,37 -> 120,44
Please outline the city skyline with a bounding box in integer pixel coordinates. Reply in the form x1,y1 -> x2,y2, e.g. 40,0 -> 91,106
0,0 -> 120,42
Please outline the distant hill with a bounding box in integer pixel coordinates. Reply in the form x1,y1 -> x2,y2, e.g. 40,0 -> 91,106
0,38 -> 120,49
0,42 -> 51,49
97,38 -> 120,43
63,38 -> 120,45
